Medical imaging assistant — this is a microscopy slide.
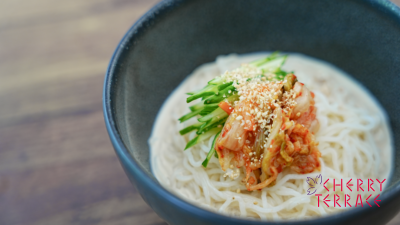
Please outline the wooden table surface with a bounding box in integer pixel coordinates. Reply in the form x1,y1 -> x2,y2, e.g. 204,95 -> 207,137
1,0 -> 400,224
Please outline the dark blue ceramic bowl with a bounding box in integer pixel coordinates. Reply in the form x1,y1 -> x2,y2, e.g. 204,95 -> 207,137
103,0 -> 400,224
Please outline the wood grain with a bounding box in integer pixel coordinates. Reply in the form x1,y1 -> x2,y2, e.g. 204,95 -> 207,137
0,0 -> 165,224
0,0 -> 399,224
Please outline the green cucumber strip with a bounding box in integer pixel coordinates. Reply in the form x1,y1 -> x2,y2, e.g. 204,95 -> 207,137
197,122 -> 208,133
275,69 -> 291,80
195,83 -> 218,94
190,102 -> 219,114
217,82 -> 233,91
259,55 -> 287,72
249,52 -> 279,67
186,84 -> 220,103
204,113 -> 228,129
203,103 -> 219,109
198,107 -> 228,122
204,85 -> 236,104
178,109 -> 202,123
220,85 -> 236,95
185,127 -> 222,150
204,95 -> 224,104
199,104 -> 219,116
208,76 -> 224,85
179,122 -> 202,135
249,58 -> 267,67
199,109 -> 217,116
189,101 -> 205,111
187,91 -> 214,103
224,84 -> 236,90
197,116 -> 227,134
185,136 -> 199,150
202,131 -> 221,167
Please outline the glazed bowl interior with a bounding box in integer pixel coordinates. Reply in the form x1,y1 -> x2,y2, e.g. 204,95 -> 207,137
104,0 -> 400,224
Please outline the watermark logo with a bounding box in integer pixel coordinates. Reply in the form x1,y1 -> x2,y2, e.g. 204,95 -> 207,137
306,174 -> 322,195
306,174 -> 386,207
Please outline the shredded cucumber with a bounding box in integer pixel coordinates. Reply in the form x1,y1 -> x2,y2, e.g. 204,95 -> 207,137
185,127 -> 221,150
202,130 -> 221,167
179,52 -> 289,167
178,109 -> 202,123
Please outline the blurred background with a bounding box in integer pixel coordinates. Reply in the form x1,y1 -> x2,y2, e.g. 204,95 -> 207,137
0,0 -> 399,224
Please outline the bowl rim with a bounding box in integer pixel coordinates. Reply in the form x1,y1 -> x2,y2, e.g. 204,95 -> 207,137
103,0 -> 400,224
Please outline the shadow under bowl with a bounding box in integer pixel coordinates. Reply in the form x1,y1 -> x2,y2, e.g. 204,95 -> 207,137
103,0 -> 400,224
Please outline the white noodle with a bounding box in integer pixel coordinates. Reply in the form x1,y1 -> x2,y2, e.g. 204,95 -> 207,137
149,53 -> 393,220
